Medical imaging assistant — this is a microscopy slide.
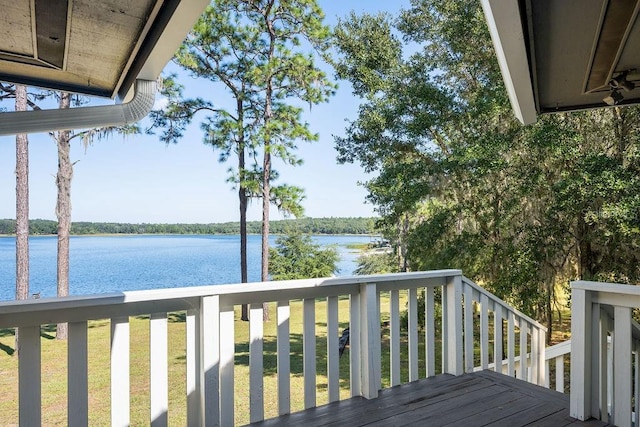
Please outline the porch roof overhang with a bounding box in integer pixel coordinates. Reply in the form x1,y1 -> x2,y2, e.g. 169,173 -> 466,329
482,0 -> 640,124
0,0 -> 208,102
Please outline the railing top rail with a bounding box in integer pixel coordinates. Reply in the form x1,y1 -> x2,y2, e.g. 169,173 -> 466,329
572,280 -> 640,295
545,340 -> 571,360
0,269 -> 461,310
462,276 -> 547,332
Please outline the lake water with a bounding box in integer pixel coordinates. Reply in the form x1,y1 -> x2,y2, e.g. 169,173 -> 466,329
0,234 -> 372,301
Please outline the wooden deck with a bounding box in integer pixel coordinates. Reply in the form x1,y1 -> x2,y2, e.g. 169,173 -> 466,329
250,370 -> 610,427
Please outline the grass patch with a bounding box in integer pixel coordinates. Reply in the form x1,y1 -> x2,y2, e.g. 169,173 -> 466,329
343,242 -> 369,250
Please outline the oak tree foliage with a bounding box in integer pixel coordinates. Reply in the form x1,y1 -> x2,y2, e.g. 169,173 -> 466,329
332,0 -> 640,335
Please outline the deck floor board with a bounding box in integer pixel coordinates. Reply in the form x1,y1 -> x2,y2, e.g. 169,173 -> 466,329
248,370 -> 610,427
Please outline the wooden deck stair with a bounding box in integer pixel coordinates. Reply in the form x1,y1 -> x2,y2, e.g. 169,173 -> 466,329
250,370 -> 610,427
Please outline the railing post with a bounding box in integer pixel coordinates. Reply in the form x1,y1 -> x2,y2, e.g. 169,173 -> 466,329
69,321 -> 89,426
186,309 -> 202,427
570,284 -> 592,420
327,296 -> 340,402
150,313 -> 168,427
219,303 -> 235,427
613,306 -> 632,427
445,274 -> 463,375
111,317 -> 130,427
19,326 -> 41,427
202,296 -> 220,427
359,282 -> 380,398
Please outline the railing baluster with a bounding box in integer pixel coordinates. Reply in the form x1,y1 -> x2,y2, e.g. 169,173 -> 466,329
519,320 -> 528,380
545,359 -> 550,388
494,304 -> 503,374
425,286 -> 435,377
69,321 -> 88,426
111,316 -> 130,427
635,344 -> 639,427
590,303 -> 601,419
327,296 -> 339,403
599,311 -> 608,421
507,311 -> 515,377
19,326 -> 41,427
538,328 -> 546,386
186,309 -> 200,427
480,294 -> 489,370
531,325 -> 539,384
441,283 -> 449,374
556,356 -> 564,392
277,301 -> 291,415
249,303 -> 264,422
608,330 -> 614,421
613,306 -> 632,427
303,298 -> 316,408
150,313 -> 168,427
219,304 -> 235,427
202,296 -> 220,427
408,287 -> 418,382
390,289 -> 400,386
463,284 -> 474,373
349,291 -> 361,397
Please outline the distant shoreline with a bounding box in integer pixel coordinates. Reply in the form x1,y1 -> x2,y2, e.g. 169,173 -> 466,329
0,232 -> 377,238
0,217 -> 378,237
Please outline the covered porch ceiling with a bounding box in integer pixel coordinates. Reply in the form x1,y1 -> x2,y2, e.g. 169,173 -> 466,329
0,0 -> 208,101
482,0 -> 640,124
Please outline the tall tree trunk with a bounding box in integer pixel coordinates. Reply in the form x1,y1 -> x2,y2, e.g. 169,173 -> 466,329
239,99 -> 249,321
261,144 -> 271,321
55,92 -> 72,340
576,215 -> 594,280
260,5 -> 277,322
15,84 -> 29,355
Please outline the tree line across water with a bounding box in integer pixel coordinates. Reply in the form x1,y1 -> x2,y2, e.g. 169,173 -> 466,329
0,217 -> 376,236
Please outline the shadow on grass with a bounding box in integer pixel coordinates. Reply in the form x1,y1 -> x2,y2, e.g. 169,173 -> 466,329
169,312 -> 186,323
0,328 -> 15,338
40,324 -> 57,340
0,326 -> 55,355
0,342 -> 14,356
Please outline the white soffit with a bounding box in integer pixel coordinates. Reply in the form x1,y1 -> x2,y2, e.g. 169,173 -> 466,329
0,0 -> 208,135
481,0 -> 537,125
0,0 -> 208,100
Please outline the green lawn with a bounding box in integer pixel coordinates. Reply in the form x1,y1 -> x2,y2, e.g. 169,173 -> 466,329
0,292 -> 432,426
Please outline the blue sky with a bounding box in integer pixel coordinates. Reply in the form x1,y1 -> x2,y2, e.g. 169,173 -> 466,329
0,1 -> 410,224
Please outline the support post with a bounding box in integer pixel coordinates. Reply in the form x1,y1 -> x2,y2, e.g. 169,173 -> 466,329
570,285 -> 592,420
613,306 -> 632,427
359,283 -> 380,398
445,275 -> 463,375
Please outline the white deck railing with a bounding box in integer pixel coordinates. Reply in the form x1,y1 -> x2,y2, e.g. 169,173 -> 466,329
570,280 -> 640,427
0,270 -> 546,426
